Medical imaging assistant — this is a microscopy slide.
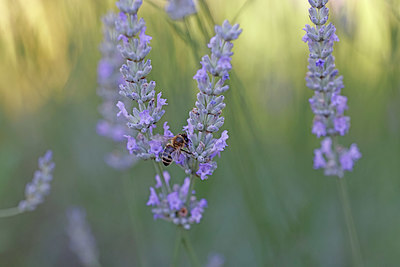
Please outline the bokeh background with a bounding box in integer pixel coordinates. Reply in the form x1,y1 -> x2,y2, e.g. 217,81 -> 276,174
0,0 -> 399,266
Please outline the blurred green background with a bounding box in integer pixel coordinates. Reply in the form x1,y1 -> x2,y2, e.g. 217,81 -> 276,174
0,0 -> 399,266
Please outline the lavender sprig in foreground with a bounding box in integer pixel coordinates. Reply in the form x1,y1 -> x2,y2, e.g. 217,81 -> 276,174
0,150 -> 55,218
181,20 -> 242,180
303,0 -> 361,177
97,12 -> 136,170
115,0 -> 168,161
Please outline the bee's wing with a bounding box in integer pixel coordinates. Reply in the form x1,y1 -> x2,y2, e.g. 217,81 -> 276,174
152,134 -> 171,146
171,149 -> 181,160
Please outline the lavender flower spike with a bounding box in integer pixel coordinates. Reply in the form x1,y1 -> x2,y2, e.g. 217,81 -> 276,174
115,0 -> 168,161
303,0 -> 361,177
18,150 -> 55,212
165,0 -> 197,20
179,20 -> 242,180
147,172 -> 207,229
67,207 -> 100,267
97,12 -> 136,170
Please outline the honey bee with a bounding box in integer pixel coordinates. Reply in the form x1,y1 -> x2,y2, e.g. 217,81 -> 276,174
162,133 -> 191,166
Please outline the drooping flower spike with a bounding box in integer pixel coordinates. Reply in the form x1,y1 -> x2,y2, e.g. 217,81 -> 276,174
176,20 -> 242,180
115,0 -> 168,161
303,0 -> 361,177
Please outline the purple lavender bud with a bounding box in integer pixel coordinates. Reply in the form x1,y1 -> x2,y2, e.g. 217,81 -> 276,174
339,152 -> 355,171
196,163 -> 214,180
163,122 -> 174,138
334,116 -> 350,136
147,187 -> 160,206
163,171 -> 171,185
215,20 -> 242,41
165,0 -> 197,20
167,191 -> 183,210
313,149 -> 326,169
179,178 -> 190,198
312,119 -> 327,137
18,150 -> 55,212
155,174 -> 162,189
304,0 -> 360,177
149,140 -> 163,158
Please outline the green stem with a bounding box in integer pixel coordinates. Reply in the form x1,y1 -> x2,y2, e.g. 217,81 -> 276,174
337,178 -> 363,267
172,228 -> 182,267
152,160 -> 169,195
0,207 -> 21,218
181,230 -> 201,267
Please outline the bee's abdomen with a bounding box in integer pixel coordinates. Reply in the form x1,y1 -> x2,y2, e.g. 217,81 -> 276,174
162,145 -> 175,166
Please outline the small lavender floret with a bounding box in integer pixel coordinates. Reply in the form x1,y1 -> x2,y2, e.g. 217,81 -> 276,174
66,207 -> 99,267
147,173 -> 207,229
97,12 -> 136,170
115,0 -> 168,161
177,20 -> 242,180
165,0 -> 197,20
303,0 -> 361,177
18,150 -> 55,212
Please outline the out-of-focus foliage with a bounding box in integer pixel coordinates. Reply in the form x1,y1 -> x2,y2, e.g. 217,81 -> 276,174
0,0 -> 399,266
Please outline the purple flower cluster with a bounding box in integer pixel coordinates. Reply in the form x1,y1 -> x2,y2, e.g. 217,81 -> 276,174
165,0 -> 197,20
115,0 -> 168,161
147,171 -> 207,229
178,20 -> 242,180
97,12 -> 136,170
18,151 -> 55,212
303,0 -> 361,177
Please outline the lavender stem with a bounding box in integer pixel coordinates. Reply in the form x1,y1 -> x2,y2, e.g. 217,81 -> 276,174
337,178 -> 363,267
182,230 -> 201,267
0,207 -> 21,218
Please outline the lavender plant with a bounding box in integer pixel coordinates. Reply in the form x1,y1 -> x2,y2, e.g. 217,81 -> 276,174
107,0 -> 242,263
303,2 -> 363,265
0,150 -> 55,218
67,207 -> 100,267
97,12 -> 137,170
303,0 -> 361,178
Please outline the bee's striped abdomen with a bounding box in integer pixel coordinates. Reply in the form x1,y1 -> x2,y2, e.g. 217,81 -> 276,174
162,144 -> 175,166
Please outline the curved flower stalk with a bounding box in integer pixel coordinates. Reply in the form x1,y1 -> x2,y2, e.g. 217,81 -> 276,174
67,207 -> 100,267
97,12 -> 136,170
0,150 -> 55,218
147,171 -> 207,230
165,0 -> 197,20
115,0 -> 168,161
303,0 -> 361,178
176,20 -> 242,180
